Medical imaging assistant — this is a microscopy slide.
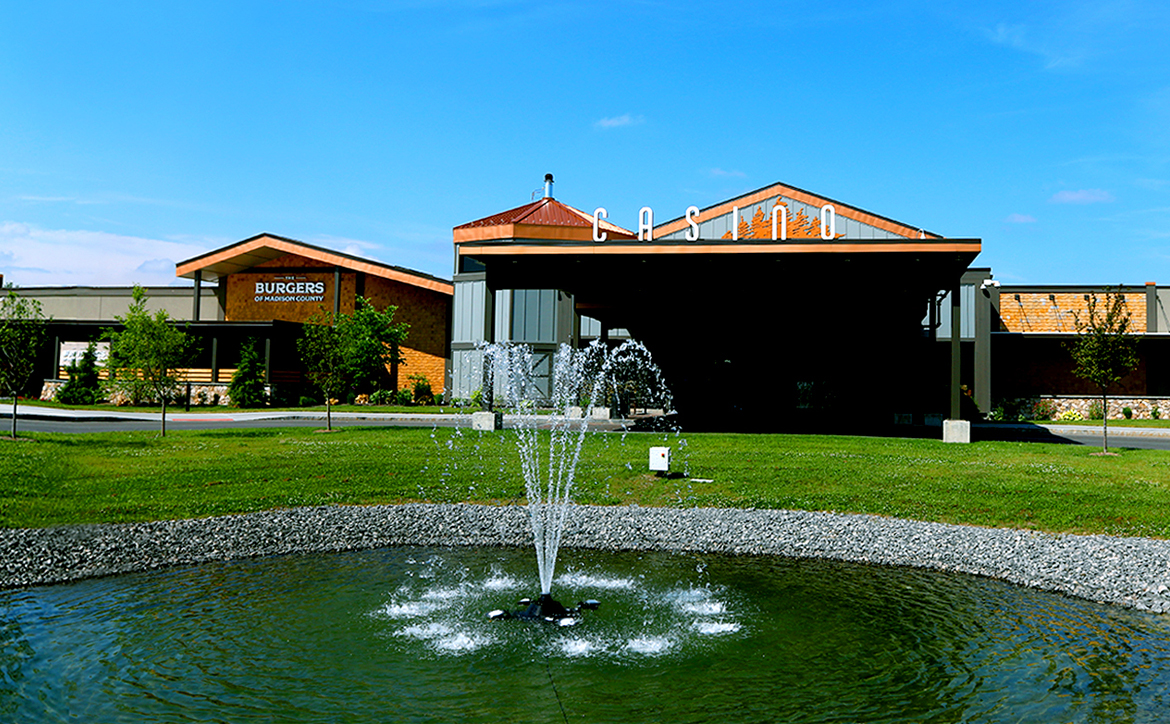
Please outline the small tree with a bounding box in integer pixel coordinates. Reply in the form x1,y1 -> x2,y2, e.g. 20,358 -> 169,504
228,339 -> 268,408
346,298 -> 409,394
105,286 -> 196,436
57,341 -> 104,405
297,309 -> 348,430
296,298 -> 410,429
1067,288 -> 1140,453
0,290 -> 49,439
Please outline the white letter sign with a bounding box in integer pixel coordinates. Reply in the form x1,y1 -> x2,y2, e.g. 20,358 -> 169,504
593,207 -> 608,242
685,206 -> 700,241
820,204 -> 836,240
638,207 -> 654,241
772,205 -> 787,240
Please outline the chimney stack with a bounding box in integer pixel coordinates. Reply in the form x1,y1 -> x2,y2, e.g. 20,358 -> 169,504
544,173 -> 554,199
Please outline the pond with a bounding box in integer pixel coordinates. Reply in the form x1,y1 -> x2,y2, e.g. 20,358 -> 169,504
2,546 -> 1169,722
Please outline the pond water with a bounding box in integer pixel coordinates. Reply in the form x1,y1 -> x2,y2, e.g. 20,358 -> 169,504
2,546 -> 1169,722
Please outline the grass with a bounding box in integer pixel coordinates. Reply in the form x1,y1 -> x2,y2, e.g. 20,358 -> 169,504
3,427 -> 1170,538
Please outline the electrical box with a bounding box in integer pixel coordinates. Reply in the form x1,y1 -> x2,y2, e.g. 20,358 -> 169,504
649,446 -> 670,472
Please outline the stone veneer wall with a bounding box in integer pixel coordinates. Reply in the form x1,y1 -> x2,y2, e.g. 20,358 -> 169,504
1017,396 -> 1170,420
41,381 -> 234,406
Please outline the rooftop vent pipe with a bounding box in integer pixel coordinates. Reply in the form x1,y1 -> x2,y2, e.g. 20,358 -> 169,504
544,173 -> 554,198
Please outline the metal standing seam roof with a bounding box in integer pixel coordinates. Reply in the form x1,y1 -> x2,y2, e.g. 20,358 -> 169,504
454,197 -> 635,237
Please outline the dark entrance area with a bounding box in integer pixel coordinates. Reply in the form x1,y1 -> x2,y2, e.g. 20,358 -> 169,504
463,241 -> 978,431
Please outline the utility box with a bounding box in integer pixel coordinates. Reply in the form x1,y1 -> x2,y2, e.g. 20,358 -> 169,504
649,446 -> 671,472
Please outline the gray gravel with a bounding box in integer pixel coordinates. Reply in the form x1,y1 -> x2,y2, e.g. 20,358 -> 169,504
3,504 -> 1170,613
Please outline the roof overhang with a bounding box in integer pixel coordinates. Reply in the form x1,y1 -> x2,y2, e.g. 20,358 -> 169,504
177,233 -> 453,295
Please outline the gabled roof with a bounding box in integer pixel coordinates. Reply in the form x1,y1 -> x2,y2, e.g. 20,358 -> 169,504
175,233 -> 453,295
454,197 -> 636,243
655,180 -> 942,240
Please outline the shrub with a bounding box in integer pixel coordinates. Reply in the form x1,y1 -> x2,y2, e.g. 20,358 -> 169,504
409,374 -> 434,406
299,395 -> 317,407
56,342 -> 103,405
1123,406 -> 1133,419
1031,399 -> 1056,421
228,339 -> 268,408
1153,406 -> 1162,420
1058,409 -> 1084,421
395,388 -> 413,405
369,389 -> 395,405
1088,400 -> 1105,420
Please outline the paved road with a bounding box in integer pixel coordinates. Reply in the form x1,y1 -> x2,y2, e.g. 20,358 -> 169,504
5,404 -> 1170,449
0,404 -> 631,434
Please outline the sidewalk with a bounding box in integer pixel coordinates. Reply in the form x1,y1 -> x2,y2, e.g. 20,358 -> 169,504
975,422 -> 1170,439
0,403 -> 469,424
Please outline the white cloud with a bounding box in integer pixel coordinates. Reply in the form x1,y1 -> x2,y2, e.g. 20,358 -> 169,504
986,22 -> 1086,69
595,113 -> 644,129
1005,213 -> 1037,223
1049,189 -> 1115,204
0,222 -> 214,287
710,168 -> 746,178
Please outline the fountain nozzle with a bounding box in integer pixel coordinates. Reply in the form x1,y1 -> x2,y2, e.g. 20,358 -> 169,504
487,594 -> 600,622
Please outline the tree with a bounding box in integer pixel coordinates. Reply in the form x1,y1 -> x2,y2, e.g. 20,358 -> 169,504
297,310 -> 349,430
296,297 -> 410,430
57,341 -> 103,405
105,286 -> 196,436
0,290 -> 48,439
1067,288 -> 1140,453
345,297 -> 409,394
228,338 -> 268,408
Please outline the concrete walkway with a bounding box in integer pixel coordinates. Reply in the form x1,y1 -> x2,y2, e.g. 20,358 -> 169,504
976,421 -> 1170,439
0,402 -> 470,424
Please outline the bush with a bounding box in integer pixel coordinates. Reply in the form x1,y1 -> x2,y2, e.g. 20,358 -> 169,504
1088,401 -> 1105,420
1031,399 -> 1056,421
409,374 -> 434,406
1058,409 -> 1084,421
299,395 -> 317,407
395,388 -> 413,405
56,342 -> 103,405
228,339 -> 268,408
369,389 -> 395,405
1123,406 -> 1134,420
1153,406 -> 1162,420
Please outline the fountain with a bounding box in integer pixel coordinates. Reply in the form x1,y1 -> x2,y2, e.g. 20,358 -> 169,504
475,339 -> 673,622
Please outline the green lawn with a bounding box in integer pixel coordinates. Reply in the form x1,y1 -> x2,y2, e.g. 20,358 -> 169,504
3,426 -> 1169,538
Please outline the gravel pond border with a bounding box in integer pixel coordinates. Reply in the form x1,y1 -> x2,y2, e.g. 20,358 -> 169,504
3,504 -> 1170,613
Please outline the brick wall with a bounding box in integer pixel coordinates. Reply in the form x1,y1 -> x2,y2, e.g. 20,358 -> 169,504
998,291 -> 1146,333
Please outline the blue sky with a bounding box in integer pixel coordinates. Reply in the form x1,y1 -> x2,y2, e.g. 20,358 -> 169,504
2,0 -> 1169,287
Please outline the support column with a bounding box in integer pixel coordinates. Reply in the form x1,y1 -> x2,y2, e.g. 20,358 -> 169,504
333,267 -> 342,320
1147,282 -> 1158,333
264,337 -> 272,385
211,337 -> 219,384
974,278 -> 992,414
944,282 -> 970,443
481,283 -> 496,411
192,270 -> 202,321
950,283 -> 961,420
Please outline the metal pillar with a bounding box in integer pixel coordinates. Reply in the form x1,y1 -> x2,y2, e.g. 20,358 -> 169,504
192,270 -> 202,321
950,283 -> 962,420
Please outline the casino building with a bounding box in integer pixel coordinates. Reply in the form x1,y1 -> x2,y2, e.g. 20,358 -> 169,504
13,177 -> 1170,430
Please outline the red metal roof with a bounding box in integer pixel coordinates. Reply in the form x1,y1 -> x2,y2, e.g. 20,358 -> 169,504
455,197 -> 595,229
